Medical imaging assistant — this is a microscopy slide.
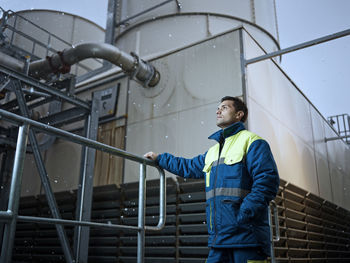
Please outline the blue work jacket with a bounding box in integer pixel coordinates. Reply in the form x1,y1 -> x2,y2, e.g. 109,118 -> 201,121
156,122 -> 279,255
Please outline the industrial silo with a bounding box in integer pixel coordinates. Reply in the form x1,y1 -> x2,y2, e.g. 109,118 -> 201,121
114,0 -> 280,58
109,0 -> 281,180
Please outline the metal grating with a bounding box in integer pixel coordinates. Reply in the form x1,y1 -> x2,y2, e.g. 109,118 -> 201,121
273,179 -> 350,262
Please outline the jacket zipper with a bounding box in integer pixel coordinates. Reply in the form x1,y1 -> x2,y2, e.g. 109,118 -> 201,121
212,137 -> 225,245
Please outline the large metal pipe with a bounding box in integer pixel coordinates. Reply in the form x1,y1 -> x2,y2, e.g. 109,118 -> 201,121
0,52 -> 24,72
28,42 -> 160,87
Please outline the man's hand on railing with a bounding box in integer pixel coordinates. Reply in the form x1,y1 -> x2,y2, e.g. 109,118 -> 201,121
144,152 -> 158,161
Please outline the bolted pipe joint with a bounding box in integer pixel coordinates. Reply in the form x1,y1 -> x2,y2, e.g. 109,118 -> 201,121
128,52 -> 160,87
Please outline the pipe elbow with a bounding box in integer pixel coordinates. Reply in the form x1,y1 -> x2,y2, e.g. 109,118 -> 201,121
28,42 -> 160,87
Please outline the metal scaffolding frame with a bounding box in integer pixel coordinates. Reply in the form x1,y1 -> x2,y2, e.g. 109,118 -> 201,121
0,64 -> 166,263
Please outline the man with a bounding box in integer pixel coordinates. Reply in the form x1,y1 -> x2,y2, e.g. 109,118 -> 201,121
145,96 -> 279,263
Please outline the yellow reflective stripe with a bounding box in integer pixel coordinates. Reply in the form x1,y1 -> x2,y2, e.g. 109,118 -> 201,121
209,202 -> 212,231
204,144 -> 219,170
203,161 -> 214,187
206,171 -> 210,187
247,260 -> 269,263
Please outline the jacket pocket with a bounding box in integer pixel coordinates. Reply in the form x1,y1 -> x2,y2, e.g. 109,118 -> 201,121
222,151 -> 245,180
223,152 -> 244,165
220,199 -> 241,233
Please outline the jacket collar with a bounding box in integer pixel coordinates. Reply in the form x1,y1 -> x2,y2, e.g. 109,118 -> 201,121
208,122 -> 246,143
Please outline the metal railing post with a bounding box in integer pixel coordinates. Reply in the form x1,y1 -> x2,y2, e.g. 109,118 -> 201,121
268,200 -> 280,263
0,124 -> 29,263
145,167 -> 166,231
137,163 -> 147,263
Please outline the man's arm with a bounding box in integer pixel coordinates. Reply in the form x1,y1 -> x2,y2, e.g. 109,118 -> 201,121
237,140 -> 279,223
144,152 -> 206,179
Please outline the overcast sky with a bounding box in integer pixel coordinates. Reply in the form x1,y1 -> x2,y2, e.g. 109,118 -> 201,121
1,0 -> 349,119
275,0 -> 350,119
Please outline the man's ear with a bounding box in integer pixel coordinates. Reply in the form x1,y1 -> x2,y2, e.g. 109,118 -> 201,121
236,111 -> 244,121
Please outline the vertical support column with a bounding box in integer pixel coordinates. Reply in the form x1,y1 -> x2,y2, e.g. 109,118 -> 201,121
239,28 -> 249,129
13,80 -> 74,263
74,93 -> 100,263
103,0 -> 119,69
104,0 -> 118,45
137,163 -> 146,263
0,124 -> 29,263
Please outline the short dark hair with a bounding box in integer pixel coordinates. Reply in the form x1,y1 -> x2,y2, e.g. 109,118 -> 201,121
220,96 -> 248,122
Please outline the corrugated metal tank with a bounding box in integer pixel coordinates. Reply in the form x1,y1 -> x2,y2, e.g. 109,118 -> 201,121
115,0 -> 280,58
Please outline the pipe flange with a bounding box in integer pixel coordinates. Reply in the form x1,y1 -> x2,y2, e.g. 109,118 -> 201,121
129,52 -> 141,80
46,55 -> 59,74
57,51 -> 71,74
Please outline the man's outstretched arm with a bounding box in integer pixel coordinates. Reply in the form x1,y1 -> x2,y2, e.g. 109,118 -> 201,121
144,151 -> 206,179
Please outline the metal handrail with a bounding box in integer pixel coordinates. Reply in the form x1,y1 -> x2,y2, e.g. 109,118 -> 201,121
0,108 -> 153,165
0,108 -> 166,262
268,200 -> 280,263
270,200 -> 280,242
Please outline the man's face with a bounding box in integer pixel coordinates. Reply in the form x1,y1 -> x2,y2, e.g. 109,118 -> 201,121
216,100 -> 242,129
